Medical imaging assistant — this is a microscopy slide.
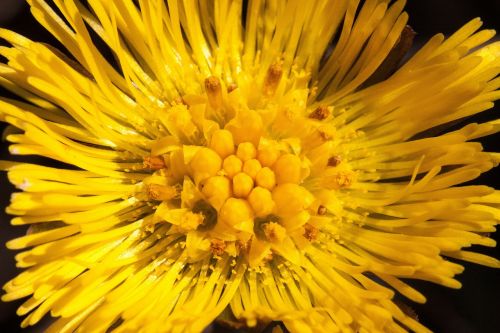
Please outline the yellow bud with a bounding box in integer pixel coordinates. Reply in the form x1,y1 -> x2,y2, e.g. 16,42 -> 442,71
209,129 -> 235,158
257,147 -> 280,167
243,159 -> 262,179
223,155 -> 243,178
273,154 -> 302,184
236,142 -> 257,162
272,183 -> 314,216
255,167 -> 276,190
220,198 -> 254,229
233,172 -> 254,198
201,176 -> 232,210
189,148 -> 222,183
248,187 -> 275,216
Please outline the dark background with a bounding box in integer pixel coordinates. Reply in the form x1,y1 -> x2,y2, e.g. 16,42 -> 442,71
0,1 -> 498,332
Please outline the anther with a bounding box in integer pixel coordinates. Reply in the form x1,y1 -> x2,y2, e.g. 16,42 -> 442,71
303,223 -> 319,241
263,251 -> 274,262
317,205 -> 327,215
227,83 -> 238,93
172,96 -> 187,106
263,62 -> 283,96
324,171 -> 354,190
205,76 -> 223,109
327,155 -> 342,167
263,222 -> 287,243
319,130 -> 332,141
236,239 -> 250,252
192,200 -> 218,231
309,106 -> 330,120
254,214 -> 281,240
146,184 -> 178,201
210,239 -> 226,256
143,156 -> 166,170
179,212 -> 204,230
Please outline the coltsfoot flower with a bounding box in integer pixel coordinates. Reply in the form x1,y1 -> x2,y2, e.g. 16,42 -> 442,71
0,1 -> 499,332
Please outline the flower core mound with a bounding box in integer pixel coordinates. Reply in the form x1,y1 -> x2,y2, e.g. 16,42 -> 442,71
141,70 -> 353,269
0,1 -> 499,333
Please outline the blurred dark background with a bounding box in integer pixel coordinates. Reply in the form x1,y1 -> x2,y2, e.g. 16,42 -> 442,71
0,1 -> 498,332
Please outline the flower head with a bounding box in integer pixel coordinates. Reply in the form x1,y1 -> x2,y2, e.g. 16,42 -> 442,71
0,1 -> 499,332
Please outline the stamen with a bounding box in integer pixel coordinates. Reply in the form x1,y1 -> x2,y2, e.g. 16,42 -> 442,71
309,106 -> 330,120
319,130 -> 332,141
317,205 -> 327,215
205,76 -> 223,109
263,62 -> 283,96
303,223 -> 319,241
143,156 -> 166,170
263,222 -> 287,243
210,239 -> 226,256
236,239 -> 250,253
146,184 -> 178,201
227,83 -> 238,92
263,251 -> 274,262
172,96 -> 187,106
327,155 -> 342,167
323,171 -> 355,190
254,214 -> 282,241
192,200 -> 218,231
180,212 -> 204,230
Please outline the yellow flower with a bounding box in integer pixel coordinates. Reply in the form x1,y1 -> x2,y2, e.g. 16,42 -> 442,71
0,1 -> 499,332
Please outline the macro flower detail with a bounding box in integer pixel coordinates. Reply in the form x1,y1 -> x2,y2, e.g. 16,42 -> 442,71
0,0 -> 499,332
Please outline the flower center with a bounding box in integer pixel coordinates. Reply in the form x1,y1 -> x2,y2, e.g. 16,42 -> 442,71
140,71 -> 356,266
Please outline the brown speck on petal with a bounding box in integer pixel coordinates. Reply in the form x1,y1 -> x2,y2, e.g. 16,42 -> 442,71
309,106 -> 330,120
263,62 -> 283,96
304,223 -> 319,241
210,239 -> 226,256
328,155 -> 342,167
205,76 -> 223,108
227,83 -> 238,92
317,205 -> 327,215
143,156 -> 166,170
146,184 -> 178,201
